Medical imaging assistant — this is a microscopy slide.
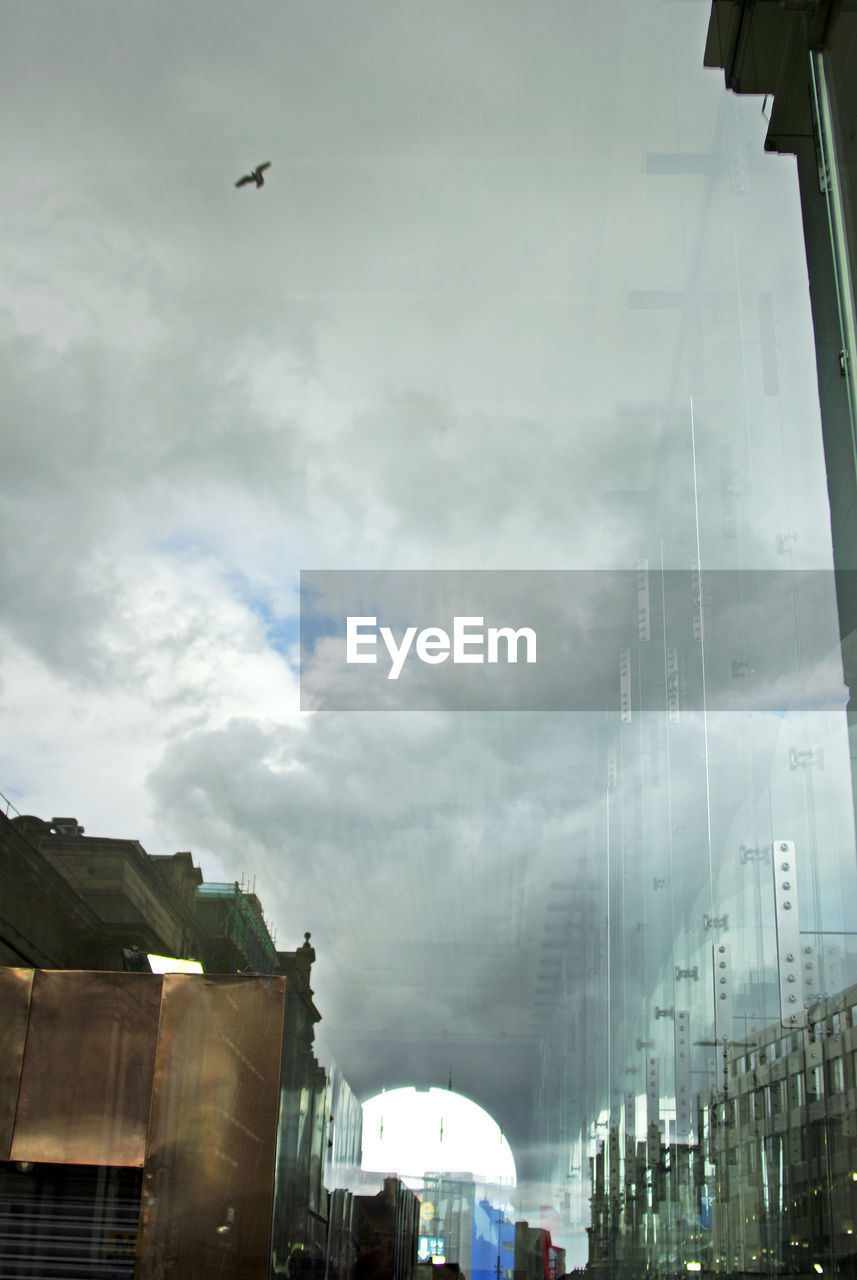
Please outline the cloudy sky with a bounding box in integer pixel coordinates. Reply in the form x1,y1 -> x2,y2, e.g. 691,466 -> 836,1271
3,0 -> 855,1248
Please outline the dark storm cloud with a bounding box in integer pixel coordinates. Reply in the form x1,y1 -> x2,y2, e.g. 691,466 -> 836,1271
143,701 -> 824,1023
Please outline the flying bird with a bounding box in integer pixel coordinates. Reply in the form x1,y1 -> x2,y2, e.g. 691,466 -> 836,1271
235,162 -> 271,189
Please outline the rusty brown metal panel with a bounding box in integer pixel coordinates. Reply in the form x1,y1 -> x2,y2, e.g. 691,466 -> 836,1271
0,967 -> 35,1160
10,969 -> 162,1167
136,973 -> 286,1280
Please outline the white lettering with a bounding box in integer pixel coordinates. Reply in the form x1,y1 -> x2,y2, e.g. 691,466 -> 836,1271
346,617 -> 378,663
487,626 -> 537,664
416,627 -> 450,664
345,615 -> 537,678
453,616 -> 484,663
380,625 -> 417,680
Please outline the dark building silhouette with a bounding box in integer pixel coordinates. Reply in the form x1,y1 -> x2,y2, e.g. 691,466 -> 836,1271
0,809 -> 364,1280
0,812 -> 105,969
271,934 -> 331,1277
705,0 -> 857,811
416,1264 -> 465,1280
3,812 -> 206,970
514,1221 -> 565,1280
195,879 -> 279,974
1,810 -> 286,976
355,1176 -> 421,1280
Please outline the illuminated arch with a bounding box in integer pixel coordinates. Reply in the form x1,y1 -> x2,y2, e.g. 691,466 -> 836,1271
361,1086 -> 517,1186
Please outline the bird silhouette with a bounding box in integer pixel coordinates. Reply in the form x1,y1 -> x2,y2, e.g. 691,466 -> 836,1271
235,162 -> 271,189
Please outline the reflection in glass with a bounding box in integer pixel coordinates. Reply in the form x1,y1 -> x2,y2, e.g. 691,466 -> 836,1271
1,2 -> 857,1279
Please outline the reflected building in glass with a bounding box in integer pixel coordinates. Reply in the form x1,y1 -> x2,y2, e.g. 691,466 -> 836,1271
535,2 -> 857,1274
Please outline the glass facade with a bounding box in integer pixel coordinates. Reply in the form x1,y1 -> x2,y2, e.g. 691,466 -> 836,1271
2,2 -> 857,1278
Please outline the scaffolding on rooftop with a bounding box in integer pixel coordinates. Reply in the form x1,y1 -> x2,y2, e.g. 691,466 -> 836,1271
195,881 -> 278,972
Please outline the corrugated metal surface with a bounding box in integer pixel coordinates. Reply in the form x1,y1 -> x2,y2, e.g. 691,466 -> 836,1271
0,1162 -> 142,1279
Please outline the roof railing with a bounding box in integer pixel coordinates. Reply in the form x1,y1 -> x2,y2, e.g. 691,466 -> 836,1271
1,788 -> 21,819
